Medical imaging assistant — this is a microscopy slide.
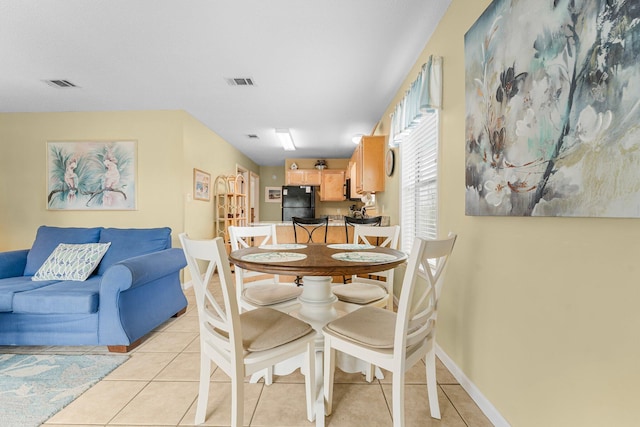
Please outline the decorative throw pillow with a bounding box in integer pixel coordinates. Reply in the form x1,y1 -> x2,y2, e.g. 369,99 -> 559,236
32,243 -> 111,282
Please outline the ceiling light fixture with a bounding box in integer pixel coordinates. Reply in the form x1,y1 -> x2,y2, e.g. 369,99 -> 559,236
352,134 -> 364,144
275,129 -> 296,151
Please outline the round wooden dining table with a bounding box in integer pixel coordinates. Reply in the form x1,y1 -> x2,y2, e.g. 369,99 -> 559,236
228,242 -> 407,427
228,242 -> 407,329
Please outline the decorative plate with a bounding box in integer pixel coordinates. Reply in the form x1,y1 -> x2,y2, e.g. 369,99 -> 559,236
385,149 -> 395,176
258,243 -> 307,250
331,252 -> 397,263
327,243 -> 374,250
242,252 -> 307,263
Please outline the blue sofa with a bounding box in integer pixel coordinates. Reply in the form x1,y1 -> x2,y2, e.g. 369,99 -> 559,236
0,226 -> 188,352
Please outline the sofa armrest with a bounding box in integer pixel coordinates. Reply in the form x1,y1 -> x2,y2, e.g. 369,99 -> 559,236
98,248 -> 188,345
0,249 -> 29,279
100,248 -> 187,293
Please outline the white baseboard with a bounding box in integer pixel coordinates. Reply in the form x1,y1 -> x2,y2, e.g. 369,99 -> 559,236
436,344 -> 510,427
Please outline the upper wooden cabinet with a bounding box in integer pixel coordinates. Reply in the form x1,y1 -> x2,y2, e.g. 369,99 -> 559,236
286,169 -> 322,186
351,135 -> 385,193
319,170 -> 345,201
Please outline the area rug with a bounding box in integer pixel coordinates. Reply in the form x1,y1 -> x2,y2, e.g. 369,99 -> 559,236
0,353 -> 128,427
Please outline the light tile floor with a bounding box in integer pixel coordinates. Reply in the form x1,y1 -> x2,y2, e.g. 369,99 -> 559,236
8,284 -> 493,427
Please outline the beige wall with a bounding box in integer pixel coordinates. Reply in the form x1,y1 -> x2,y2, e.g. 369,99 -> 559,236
377,1 -> 640,426
182,112 -> 259,239
258,165 -> 286,221
0,111 -> 257,250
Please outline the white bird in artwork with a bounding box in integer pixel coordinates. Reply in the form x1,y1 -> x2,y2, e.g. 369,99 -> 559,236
64,159 -> 79,201
103,158 -> 120,189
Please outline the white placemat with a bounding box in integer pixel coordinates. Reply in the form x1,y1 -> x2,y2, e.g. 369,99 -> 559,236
327,243 -> 374,250
242,252 -> 307,262
258,243 -> 307,250
331,252 -> 397,262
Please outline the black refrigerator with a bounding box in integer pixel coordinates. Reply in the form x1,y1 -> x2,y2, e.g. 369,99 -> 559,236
281,186 -> 316,221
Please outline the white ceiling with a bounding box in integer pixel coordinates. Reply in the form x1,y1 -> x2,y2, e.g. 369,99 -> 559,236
0,0 -> 450,166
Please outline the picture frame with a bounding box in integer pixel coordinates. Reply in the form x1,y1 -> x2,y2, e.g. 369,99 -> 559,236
46,140 -> 137,210
265,186 -> 282,203
193,168 -> 211,201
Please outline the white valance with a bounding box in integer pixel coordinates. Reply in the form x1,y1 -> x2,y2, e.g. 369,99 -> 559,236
389,55 -> 442,147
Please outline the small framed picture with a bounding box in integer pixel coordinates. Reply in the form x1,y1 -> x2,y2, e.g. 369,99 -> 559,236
265,186 -> 282,203
193,168 -> 211,201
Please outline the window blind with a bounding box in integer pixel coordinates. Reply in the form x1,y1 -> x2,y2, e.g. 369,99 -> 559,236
400,110 -> 439,254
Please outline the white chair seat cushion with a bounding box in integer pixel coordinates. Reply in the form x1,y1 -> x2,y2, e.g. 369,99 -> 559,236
331,283 -> 387,304
325,306 -> 426,349
242,284 -> 302,306
325,306 -> 396,348
240,307 -> 313,352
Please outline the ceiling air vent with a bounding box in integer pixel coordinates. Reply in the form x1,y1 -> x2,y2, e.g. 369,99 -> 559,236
225,77 -> 255,86
44,79 -> 79,88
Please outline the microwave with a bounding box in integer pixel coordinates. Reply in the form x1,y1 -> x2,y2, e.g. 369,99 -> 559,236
343,178 -> 361,201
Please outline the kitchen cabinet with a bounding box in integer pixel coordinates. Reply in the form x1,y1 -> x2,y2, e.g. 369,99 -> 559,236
319,170 -> 345,201
285,169 -> 322,186
351,135 -> 385,194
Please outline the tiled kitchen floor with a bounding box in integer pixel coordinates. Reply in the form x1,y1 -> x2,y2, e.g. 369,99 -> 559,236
7,282 -> 493,427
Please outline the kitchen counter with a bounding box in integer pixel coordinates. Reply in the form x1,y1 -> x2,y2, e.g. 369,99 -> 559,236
251,220 -> 345,227
251,221 -> 349,244
252,215 -> 389,228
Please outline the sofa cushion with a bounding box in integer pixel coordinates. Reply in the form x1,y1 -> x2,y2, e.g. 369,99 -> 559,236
97,227 -> 171,275
0,276 -> 60,312
12,276 -> 101,314
32,243 -> 111,282
24,226 -> 103,276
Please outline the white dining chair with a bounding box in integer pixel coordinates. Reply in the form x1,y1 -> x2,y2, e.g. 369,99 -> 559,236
179,234 -> 316,426
228,225 -> 302,313
331,224 -> 401,311
323,233 -> 457,426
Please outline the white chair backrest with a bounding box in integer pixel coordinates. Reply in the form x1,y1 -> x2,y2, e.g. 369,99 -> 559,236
394,233 -> 456,353
229,224 -> 277,250
351,225 -> 401,283
179,234 -> 243,366
228,225 -> 280,298
353,225 -> 400,249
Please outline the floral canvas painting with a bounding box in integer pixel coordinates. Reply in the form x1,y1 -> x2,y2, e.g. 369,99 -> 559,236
47,141 -> 136,210
465,0 -> 640,217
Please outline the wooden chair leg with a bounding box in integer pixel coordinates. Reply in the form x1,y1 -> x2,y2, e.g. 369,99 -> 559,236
365,363 -> 374,383
425,342 -> 441,419
231,367 -> 244,427
323,340 -> 336,416
265,366 -> 274,385
195,354 -> 211,425
392,370 -> 405,427
305,341 -> 316,422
